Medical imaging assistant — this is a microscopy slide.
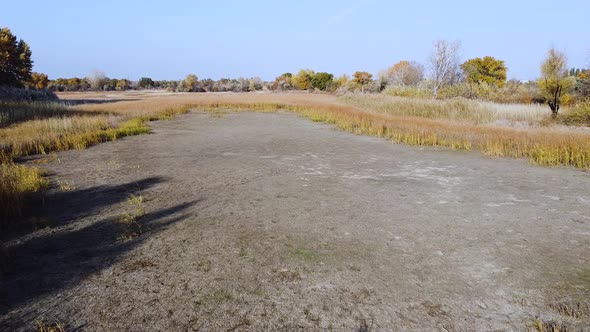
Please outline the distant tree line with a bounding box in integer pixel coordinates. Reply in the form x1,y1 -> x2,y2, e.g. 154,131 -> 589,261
2,27 -> 590,115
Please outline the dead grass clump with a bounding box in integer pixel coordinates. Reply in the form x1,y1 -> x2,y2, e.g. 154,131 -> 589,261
120,258 -> 157,274
275,268 -> 302,282
549,300 -> 589,319
36,320 -> 66,332
527,319 -> 571,332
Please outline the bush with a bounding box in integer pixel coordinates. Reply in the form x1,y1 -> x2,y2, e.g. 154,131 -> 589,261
0,86 -> 58,102
557,100 -> 590,126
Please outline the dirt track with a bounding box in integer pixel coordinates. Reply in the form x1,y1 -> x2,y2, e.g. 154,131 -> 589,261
1,110 -> 589,331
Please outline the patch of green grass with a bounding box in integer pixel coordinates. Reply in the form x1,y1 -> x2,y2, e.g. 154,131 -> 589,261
284,243 -> 318,263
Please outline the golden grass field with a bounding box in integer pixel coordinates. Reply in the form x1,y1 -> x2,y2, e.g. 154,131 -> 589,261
1,91 -> 590,224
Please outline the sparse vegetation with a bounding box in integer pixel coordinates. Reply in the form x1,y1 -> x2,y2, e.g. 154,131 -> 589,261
36,321 -> 65,332
117,193 -> 145,240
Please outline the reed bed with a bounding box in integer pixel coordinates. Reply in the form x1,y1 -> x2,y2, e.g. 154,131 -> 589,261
339,94 -> 549,124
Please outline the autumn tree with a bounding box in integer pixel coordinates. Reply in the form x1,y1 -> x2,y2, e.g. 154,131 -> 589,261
30,72 -> 49,90
353,71 -> 373,93
176,74 -> 199,92
538,48 -> 575,116
115,79 -> 130,91
381,61 -> 424,87
461,56 -> 507,87
0,28 -> 33,87
292,69 -> 314,90
575,69 -> 590,99
428,40 -> 462,98
272,73 -> 293,91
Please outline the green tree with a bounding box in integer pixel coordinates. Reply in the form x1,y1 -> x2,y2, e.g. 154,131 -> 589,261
310,72 -> 334,91
538,48 -> 576,116
353,71 -> 373,93
0,27 -> 33,87
30,72 -> 49,90
461,56 -> 507,87
138,77 -> 154,89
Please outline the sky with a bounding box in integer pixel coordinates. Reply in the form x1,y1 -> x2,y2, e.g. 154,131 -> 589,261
3,0 -> 589,81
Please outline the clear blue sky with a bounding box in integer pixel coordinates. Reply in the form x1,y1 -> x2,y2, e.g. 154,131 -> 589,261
3,0 -> 589,81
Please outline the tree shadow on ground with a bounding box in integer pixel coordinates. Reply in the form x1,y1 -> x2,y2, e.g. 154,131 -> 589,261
0,176 -> 200,319
2,176 -> 166,240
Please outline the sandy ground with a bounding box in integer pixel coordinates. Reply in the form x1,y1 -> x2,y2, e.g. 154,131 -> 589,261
1,110 -> 589,331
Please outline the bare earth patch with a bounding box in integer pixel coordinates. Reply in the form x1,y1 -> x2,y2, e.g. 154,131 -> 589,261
1,111 -> 589,330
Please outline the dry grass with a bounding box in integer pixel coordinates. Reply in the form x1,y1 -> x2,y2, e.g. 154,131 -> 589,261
36,321 -> 65,332
0,96 -> 188,225
0,162 -> 48,226
0,101 -> 68,127
2,91 -> 589,226
117,193 -> 145,241
60,92 -> 590,169
339,94 -> 549,124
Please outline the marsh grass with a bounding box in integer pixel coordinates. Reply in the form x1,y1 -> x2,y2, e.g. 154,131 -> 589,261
0,162 -> 48,226
0,101 -> 69,127
339,94 -> 548,124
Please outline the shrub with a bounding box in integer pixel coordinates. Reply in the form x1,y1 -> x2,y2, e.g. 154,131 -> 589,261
558,100 -> 590,126
0,86 -> 58,102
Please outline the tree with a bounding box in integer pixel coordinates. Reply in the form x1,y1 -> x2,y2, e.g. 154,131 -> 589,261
138,77 -> 154,89
310,72 -> 334,91
461,56 -> 507,87
292,69 -> 314,90
353,71 -> 373,93
575,69 -> 590,100
30,72 -> 49,90
181,74 -> 198,92
0,27 -> 33,87
88,70 -> 108,90
272,73 -> 293,91
538,48 -> 576,116
115,79 -> 130,91
428,40 -> 462,98
381,61 -> 424,87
